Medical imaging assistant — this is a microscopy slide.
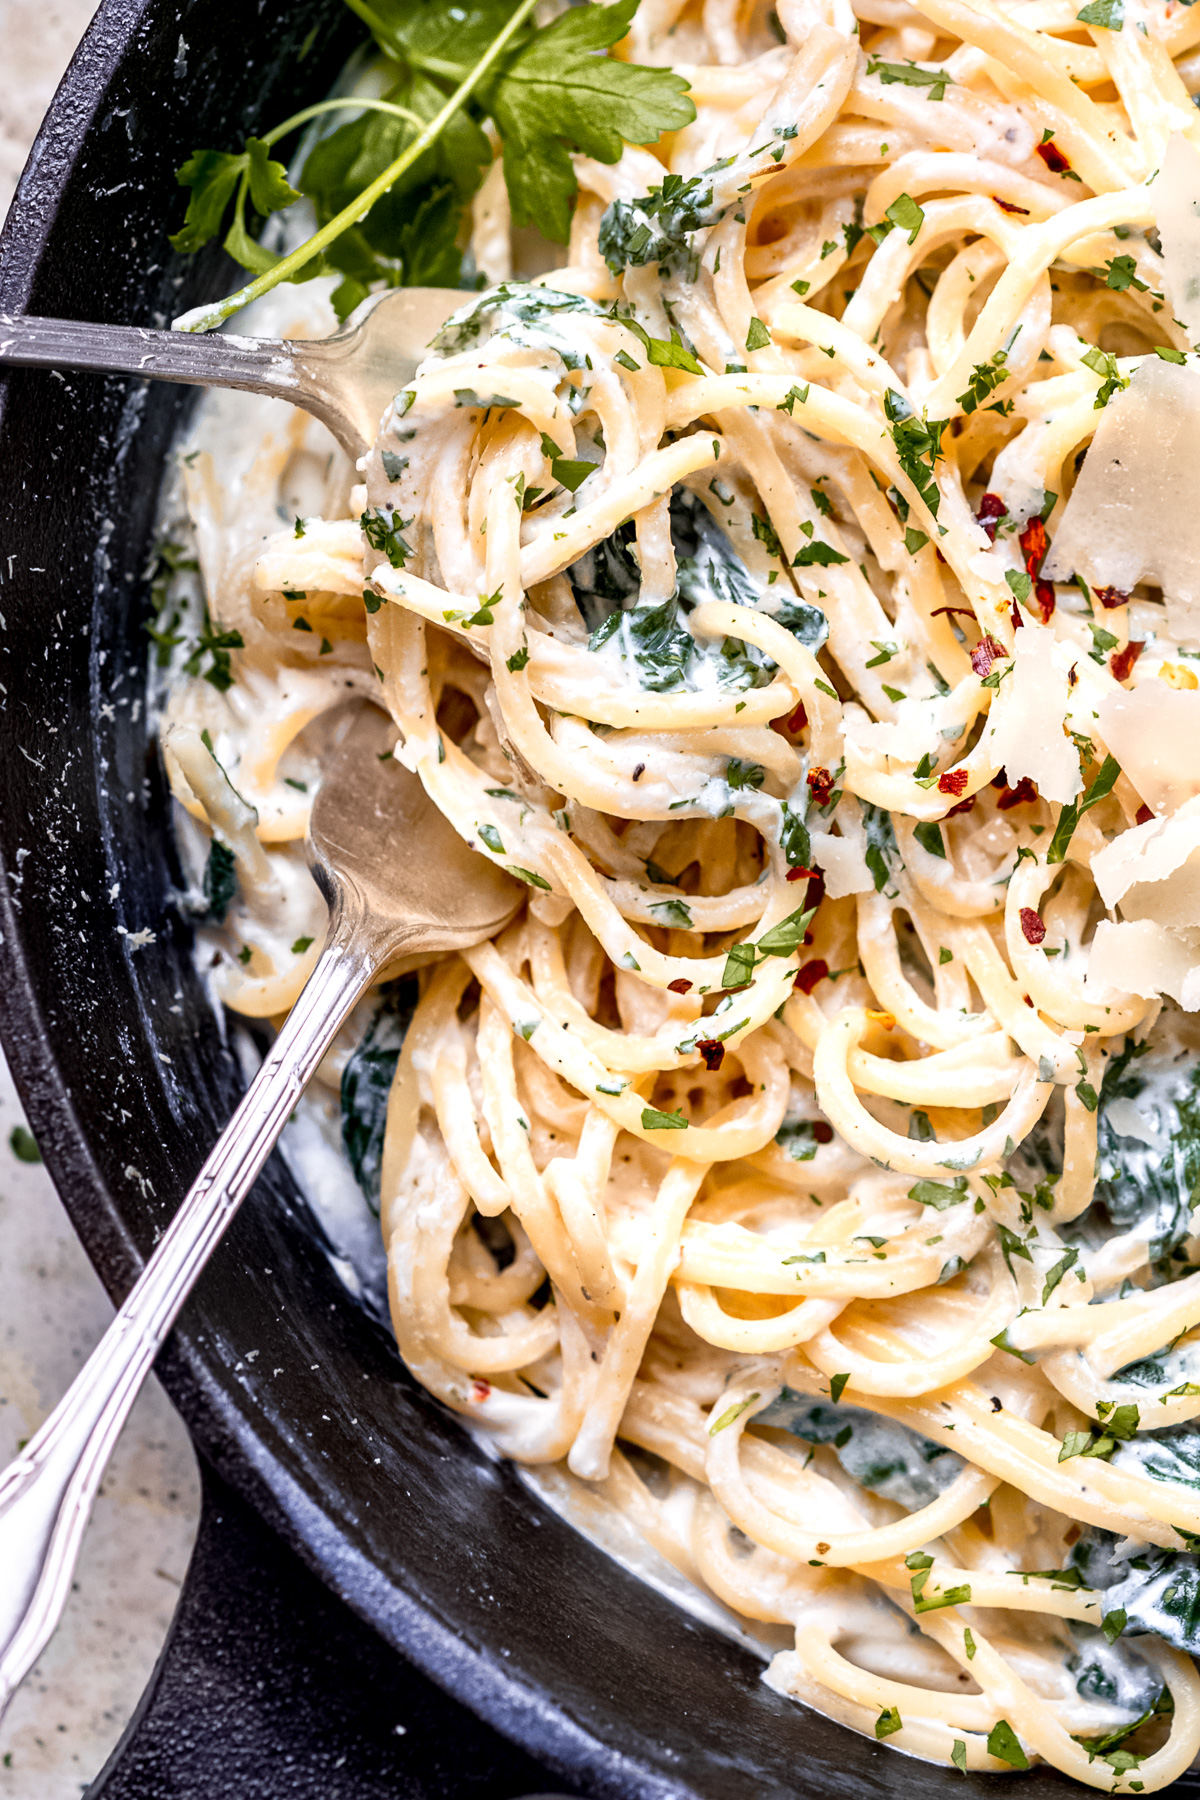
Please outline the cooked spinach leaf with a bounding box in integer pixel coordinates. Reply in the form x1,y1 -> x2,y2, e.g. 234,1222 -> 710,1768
341,976 -> 419,1211
1113,1422 -> 1200,1491
203,839 -> 237,923
1070,1028 -> 1200,1272
757,1388 -> 964,1509
589,595 -> 694,692
1069,1627 -> 1164,1718
569,515 -> 642,632
769,594 -> 830,650
579,487 -> 782,691
1071,1527 -> 1200,1653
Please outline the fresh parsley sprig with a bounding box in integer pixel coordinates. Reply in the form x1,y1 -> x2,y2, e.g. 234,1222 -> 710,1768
172,0 -> 694,332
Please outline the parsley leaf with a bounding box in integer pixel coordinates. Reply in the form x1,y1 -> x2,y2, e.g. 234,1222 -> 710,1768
909,1176 -> 967,1210
987,1722 -> 1029,1770
1077,0 -> 1123,26
885,192 -> 924,244
485,0 -> 694,243
794,540 -> 849,567
361,506 -> 415,570
171,0 -> 693,329
861,802 -> 902,894
608,307 -> 704,375
642,1105 -> 689,1130
957,347 -> 1010,415
884,389 -> 946,517
1046,752 -> 1121,863
171,149 -> 253,253
865,55 -> 953,100
1104,253 -> 1147,293
1081,345 -> 1129,409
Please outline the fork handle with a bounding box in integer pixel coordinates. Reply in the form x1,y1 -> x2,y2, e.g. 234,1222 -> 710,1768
0,312 -> 299,403
0,900 -> 392,1721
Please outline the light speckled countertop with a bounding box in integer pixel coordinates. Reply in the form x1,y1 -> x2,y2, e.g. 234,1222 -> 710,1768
0,3 -> 202,1792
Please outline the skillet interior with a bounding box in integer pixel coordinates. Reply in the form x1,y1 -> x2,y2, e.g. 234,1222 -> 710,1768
0,2 -> 1108,1793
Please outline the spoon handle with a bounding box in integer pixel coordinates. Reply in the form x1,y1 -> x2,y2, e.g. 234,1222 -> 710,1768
0,897 -> 392,1722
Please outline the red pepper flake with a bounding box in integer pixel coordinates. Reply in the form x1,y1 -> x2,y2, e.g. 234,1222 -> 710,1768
813,1121 -> 834,1144
668,977 -> 693,994
1019,907 -> 1046,945
1094,585 -> 1130,609
1019,516 -> 1047,574
786,701 -> 808,733
938,768 -> 969,796
971,635 -> 1006,677
1036,140 -> 1071,175
997,776 -> 1038,810
931,604 -> 978,621
1033,579 -> 1056,624
993,195 -> 1030,216
472,1380 -> 491,1403
786,864 -> 819,882
1136,804 -> 1154,825
795,958 -> 829,994
945,795 -> 976,819
1110,640 -> 1145,684
696,1038 -> 725,1071
978,492 -> 1007,519
977,492 -> 1007,540
807,765 -> 835,805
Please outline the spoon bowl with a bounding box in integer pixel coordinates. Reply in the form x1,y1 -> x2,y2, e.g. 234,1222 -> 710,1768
311,701 -> 520,951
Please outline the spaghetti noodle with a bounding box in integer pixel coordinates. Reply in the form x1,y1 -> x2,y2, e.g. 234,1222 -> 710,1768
155,0 -> 1200,1782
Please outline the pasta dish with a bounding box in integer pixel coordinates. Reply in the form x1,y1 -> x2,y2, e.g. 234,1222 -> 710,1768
151,0 -> 1200,1782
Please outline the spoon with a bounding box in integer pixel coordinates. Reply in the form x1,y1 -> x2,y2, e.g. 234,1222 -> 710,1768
0,286 -> 463,460
0,700 -> 522,1720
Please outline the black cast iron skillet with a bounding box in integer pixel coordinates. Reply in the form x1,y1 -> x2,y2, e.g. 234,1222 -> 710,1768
0,2 -> 1147,1794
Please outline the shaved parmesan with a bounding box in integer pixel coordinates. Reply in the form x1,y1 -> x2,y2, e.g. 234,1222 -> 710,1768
1042,358 -> 1200,642
1090,797 -> 1200,916
988,422 -> 1054,530
809,829 -> 874,898
842,701 -> 931,767
1156,133 -> 1200,350
1088,918 -> 1200,1011
982,621 -> 1081,804
1105,1096 -> 1169,1152
1098,686 -> 1200,815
